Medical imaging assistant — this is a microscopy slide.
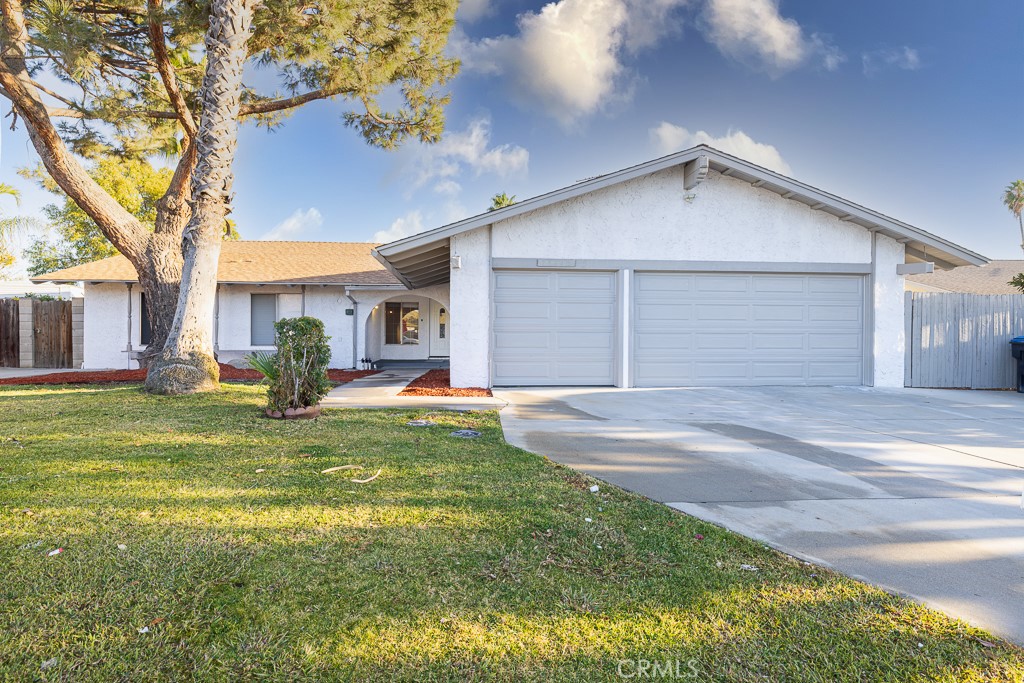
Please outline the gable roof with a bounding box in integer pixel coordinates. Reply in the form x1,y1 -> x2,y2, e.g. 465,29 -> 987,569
906,260 -> 1024,294
31,241 -> 400,286
374,145 -> 988,289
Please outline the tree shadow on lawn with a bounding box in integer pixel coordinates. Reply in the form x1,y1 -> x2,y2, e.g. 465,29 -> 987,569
1,385 -> 1022,681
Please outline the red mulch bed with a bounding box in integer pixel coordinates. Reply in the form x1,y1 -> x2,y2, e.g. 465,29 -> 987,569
398,369 -> 492,397
0,364 -> 377,386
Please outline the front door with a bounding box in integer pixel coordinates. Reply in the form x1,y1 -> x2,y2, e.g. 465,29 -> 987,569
429,300 -> 450,357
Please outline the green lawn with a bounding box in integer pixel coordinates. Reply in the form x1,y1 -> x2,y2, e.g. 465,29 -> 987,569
1,384 -> 1021,682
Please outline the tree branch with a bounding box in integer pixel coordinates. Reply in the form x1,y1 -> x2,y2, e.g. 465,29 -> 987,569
147,0 -> 197,139
0,0 -> 149,262
239,86 -> 351,116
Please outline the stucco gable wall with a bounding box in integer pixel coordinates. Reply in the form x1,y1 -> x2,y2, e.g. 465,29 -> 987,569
490,168 -> 874,264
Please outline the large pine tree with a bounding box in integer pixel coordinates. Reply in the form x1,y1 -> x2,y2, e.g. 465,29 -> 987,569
0,0 -> 458,392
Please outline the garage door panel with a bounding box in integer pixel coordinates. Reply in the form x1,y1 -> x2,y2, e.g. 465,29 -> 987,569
493,301 -> 553,321
752,362 -> 807,379
809,333 -> 861,351
809,361 -> 863,380
635,332 -> 694,351
493,270 -> 616,386
493,331 -> 553,351
637,273 -> 693,294
696,333 -> 749,350
753,333 -> 806,351
696,304 -> 750,321
809,276 -> 862,295
493,361 -> 553,381
697,276 -> 751,294
554,331 -> 614,351
493,271 -> 552,292
634,272 -> 864,386
555,301 -> 615,320
636,303 -> 693,322
694,362 -> 750,379
557,273 -> 616,292
809,304 -> 860,322
754,305 -> 806,322
753,276 -> 806,294
635,361 -> 692,384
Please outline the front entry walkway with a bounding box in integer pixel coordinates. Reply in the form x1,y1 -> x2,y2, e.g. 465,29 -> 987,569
320,367 -> 506,410
495,385 -> 1024,644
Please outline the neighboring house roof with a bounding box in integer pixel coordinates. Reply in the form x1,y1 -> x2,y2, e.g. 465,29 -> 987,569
374,144 -> 989,289
905,260 -> 1024,294
30,241 -> 401,286
0,279 -> 84,299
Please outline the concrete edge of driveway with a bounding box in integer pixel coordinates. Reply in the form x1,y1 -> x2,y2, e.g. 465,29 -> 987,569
320,368 -> 508,411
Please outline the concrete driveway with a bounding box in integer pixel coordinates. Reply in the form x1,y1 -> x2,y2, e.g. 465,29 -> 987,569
495,385 -> 1024,643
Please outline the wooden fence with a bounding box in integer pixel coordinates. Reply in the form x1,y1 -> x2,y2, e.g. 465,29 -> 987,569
0,299 -> 18,367
905,292 -> 1024,389
31,299 -> 73,368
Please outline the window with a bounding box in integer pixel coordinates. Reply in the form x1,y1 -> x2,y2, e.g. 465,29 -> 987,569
251,294 -> 277,346
140,292 -> 152,346
438,307 -> 447,339
385,302 -> 419,344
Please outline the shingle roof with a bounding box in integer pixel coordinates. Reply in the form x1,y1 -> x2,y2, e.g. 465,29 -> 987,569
30,241 -> 401,286
906,260 -> 1024,294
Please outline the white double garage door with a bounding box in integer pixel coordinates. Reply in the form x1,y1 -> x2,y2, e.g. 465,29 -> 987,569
492,269 -> 866,387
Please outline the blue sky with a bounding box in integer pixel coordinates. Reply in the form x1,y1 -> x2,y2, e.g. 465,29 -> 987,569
2,0 -> 1023,272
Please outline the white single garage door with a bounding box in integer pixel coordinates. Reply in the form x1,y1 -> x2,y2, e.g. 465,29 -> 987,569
493,270 -> 617,386
633,272 -> 865,386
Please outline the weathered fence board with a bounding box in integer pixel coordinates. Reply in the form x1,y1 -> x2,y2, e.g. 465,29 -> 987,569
0,299 -> 18,367
32,299 -> 73,368
905,292 -> 1024,389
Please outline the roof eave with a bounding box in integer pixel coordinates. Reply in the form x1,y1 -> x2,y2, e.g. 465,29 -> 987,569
376,144 -> 989,277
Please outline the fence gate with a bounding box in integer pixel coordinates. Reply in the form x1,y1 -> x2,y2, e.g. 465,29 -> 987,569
905,292 -> 1024,389
32,299 -> 73,368
0,299 -> 17,367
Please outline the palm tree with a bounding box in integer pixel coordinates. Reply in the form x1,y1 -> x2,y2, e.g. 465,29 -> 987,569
0,183 -> 24,245
488,192 -> 517,212
1003,180 -> 1024,255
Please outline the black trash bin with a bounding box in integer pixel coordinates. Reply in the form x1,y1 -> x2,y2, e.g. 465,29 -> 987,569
1011,336 -> 1024,393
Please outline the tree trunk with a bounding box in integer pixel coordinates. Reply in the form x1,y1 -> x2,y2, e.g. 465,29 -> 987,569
144,0 -> 255,394
137,230 -> 185,363
2,0 -> 183,363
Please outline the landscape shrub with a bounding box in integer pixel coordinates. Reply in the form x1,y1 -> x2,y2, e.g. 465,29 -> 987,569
247,316 -> 331,412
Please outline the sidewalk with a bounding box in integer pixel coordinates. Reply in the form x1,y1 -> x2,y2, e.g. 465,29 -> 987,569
0,367 -> 92,380
320,367 -> 507,410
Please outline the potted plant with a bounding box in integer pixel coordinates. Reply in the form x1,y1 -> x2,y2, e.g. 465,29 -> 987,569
247,316 -> 331,419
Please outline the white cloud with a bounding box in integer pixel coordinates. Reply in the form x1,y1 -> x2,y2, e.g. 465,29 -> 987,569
373,211 -> 425,243
433,180 -> 463,196
700,0 -> 842,76
458,0 -> 493,23
862,46 -> 921,76
259,208 -> 323,240
408,116 -> 529,192
456,0 -> 689,125
649,123 -> 792,175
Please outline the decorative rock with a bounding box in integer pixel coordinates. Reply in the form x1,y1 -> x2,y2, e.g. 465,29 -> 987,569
266,406 -> 321,420
406,420 -> 436,427
450,429 -> 481,439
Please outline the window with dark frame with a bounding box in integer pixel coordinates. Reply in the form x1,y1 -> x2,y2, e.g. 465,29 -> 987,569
385,302 -> 419,344
140,292 -> 152,346
251,294 -> 277,346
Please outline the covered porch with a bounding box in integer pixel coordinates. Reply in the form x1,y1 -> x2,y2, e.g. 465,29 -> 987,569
348,284 -> 450,369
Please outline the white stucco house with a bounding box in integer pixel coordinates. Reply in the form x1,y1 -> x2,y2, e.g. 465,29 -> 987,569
33,146 -> 986,387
